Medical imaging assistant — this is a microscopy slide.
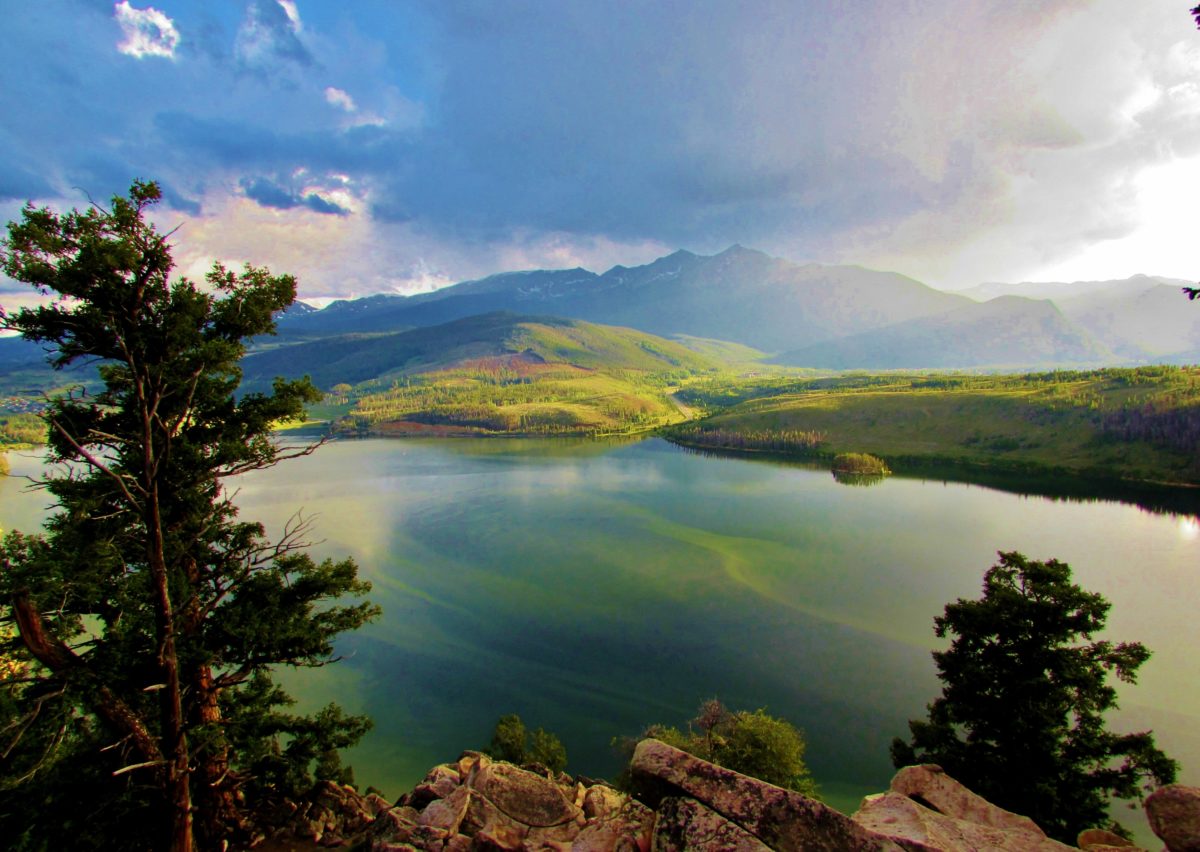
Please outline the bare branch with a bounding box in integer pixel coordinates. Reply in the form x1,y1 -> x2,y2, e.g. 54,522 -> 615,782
112,759 -> 166,777
47,416 -> 146,504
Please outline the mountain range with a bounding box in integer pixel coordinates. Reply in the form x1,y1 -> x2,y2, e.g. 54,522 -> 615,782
275,246 -> 1197,371
4,247 -> 1197,388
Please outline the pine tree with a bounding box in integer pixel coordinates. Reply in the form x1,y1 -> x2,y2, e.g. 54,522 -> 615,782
891,551 -> 1176,841
0,181 -> 380,851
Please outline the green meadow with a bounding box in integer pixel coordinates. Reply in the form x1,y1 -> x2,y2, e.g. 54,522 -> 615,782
668,367 -> 1200,485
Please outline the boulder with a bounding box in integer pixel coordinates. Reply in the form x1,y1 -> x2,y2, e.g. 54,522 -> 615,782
418,785 -> 471,834
1077,827 -> 1137,849
401,764 -> 464,810
571,820 -> 648,852
853,790 -> 1074,851
651,796 -> 772,851
457,750 -> 492,781
574,792 -> 655,852
630,738 -> 898,851
368,807 -> 449,851
584,785 -> 630,820
1146,785 -> 1200,852
888,765 -> 1042,835
471,762 -> 584,828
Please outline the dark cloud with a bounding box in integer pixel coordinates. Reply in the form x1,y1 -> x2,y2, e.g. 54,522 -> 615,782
0,162 -> 56,203
235,0 -> 315,72
302,193 -> 348,216
0,0 -> 1195,291
241,176 -> 298,210
240,175 -> 348,216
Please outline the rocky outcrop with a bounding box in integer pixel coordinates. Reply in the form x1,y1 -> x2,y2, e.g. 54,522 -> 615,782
629,739 -> 894,851
262,742 -> 1194,851
853,764 -> 1073,851
1146,784 -> 1200,852
362,751 -> 653,851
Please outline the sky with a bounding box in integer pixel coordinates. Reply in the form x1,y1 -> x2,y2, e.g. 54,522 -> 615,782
0,0 -> 1198,305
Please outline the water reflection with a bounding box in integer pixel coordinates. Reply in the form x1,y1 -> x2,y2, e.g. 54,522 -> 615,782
674,441 -> 1200,519
831,471 -> 887,487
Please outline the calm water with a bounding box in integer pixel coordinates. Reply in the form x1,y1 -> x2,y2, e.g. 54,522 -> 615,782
2,437 -> 1198,825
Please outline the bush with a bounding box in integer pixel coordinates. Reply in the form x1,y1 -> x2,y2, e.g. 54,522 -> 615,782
831,452 -> 890,475
629,700 -> 819,798
484,714 -> 568,773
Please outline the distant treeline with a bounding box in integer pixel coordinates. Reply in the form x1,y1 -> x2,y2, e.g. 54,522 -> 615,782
670,426 -> 825,454
0,413 -> 44,447
1102,399 -> 1200,456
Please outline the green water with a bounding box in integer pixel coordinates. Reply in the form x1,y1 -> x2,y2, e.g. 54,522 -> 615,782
2,437 -> 1198,826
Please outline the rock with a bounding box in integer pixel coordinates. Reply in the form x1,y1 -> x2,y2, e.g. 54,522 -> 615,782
400,766 -> 462,811
571,820 -> 648,852
584,785 -> 629,821
366,793 -> 396,816
631,739 -> 897,852
1077,827 -> 1137,849
369,807 -> 449,851
460,784 -> 533,844
419,785 -> 471,834
651,796 -> 772,851
574,791 -> 654,852
444,834 -> 473,852
888,765 -> 1042,835
471,762 -> 583,828
457,750 -> 492,781
1146,785 -> 1200,852
853,790 -> 1074,851
473,822 -> 525,850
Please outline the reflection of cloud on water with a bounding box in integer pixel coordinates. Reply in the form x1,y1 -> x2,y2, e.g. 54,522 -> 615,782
505,458 -> 665,500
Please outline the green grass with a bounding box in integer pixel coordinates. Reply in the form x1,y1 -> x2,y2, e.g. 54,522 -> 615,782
317,317 -> 738,437
669,367 -> 1200,485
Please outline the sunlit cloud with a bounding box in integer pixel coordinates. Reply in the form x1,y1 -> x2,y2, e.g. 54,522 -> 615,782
159,186 -> 674,303
113,1 -> 179,60
325,87 -> 357,113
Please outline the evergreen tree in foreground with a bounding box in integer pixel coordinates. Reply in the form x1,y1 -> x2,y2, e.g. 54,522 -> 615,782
0,182 -> 380,851
892,551 -> 1176,842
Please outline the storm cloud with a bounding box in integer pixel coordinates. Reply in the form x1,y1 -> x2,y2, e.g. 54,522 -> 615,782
0,0 -> 1197,299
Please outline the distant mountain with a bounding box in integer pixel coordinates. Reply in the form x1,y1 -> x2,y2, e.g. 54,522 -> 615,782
242,311 -> 716,393
772,296 -> 1113,369
278,246 -> 971,353
1055,284 -> 1200,360
955,274 -> 1191,303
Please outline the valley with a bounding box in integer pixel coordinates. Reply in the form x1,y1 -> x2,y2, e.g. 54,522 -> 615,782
5,245 -> 1199,489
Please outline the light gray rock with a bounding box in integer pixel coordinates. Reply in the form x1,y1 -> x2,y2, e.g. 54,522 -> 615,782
888,765 -> 1042,835
631,738 -> 899,852
853,790 -> 1074,851
1146,784 -> 1200,852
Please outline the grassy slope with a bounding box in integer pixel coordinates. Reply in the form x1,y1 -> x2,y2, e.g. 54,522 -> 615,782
322,314 -> 723,436
673,368 -> 1200,485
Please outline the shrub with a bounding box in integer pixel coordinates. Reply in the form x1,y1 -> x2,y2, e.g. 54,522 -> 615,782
628,699 -> 819,798
484,714 -> 568,773
831,452 -> 890,475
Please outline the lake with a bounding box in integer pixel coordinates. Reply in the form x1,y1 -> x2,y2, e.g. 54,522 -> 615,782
2,436 -> 1198,829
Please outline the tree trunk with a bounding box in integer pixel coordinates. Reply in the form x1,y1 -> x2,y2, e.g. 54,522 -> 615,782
191,663 -> 243,847
147,492 -> 193,852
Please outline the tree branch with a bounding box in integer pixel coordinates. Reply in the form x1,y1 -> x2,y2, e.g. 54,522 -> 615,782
11,591 -> 164,768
